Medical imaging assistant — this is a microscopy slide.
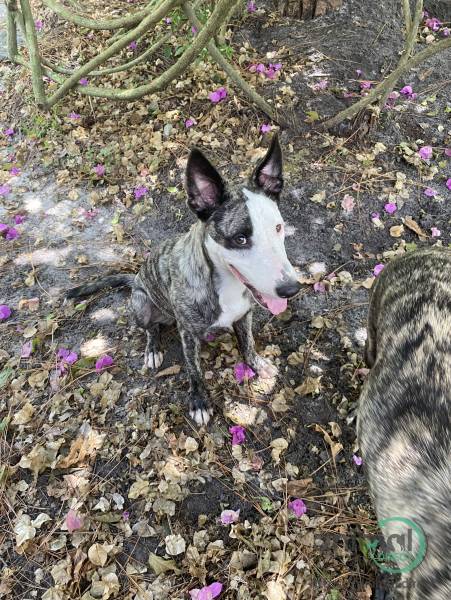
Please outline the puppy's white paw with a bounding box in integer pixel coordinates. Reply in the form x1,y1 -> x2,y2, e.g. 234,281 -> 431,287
190,408 -> 212,427
144,350 -> 164,370
254,355 -> 278,379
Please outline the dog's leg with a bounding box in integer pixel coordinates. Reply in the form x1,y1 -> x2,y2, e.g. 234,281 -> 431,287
233,311 -> 278,379
130,287 -> 164,369
144,324 -> 164,369
179,328 -> 212,426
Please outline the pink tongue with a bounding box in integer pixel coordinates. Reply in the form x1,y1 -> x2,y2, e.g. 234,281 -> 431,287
261,294 -> 287,315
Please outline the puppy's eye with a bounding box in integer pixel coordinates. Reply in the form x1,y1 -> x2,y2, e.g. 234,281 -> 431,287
276,224 -> 283,233
234,234 -> 247,246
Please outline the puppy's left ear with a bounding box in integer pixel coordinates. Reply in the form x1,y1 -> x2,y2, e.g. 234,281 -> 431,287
185,149 -> 226,221
253,134 -> 283,197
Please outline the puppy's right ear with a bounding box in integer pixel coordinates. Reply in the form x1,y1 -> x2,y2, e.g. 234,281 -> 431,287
185,149 -> 226,221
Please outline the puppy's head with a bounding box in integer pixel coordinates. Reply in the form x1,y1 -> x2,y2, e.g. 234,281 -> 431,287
184,135 -> 300,315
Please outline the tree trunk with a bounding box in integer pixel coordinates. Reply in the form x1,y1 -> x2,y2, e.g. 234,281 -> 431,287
279,0 -> 343,19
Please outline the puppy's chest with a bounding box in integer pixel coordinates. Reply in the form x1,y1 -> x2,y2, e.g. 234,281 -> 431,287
212,277 -> 252,329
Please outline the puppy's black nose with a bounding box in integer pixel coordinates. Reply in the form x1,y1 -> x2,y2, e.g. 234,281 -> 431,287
276,280 -> 301,298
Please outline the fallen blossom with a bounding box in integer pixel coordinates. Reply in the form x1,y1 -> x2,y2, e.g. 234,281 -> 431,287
387,91 -> 400,100
122,510 -> 130,520
260,123 -> 271,133
10,167 -> 21,176
191,26 -> 197,35
0,224 -> 9,235
399,85 -> 413,96
185,118 -> 196,128
57,348 -> 78,369
128,41 -> 138,50
373,263 -> 385,276
65,509 -> 83,533
384,202 -> 397,214
247,1 -> 256,12
204,332 -> 215,342
13,214 -> 25,224
234,362 -> 255,384
220,509 -> 240,525
35,19 -> 43,31
446,179 -> 451,190
445,148 -> 451,157
418,146 -> 433,160
229,425 -> 246,446
359,80 -> 372,89
95,354 -> 114,372
93,164 -> 105,177
164,17 -> 172,24
3,127 -> 14,136
356,69 -> 362,76
209,87 -> 228,103
134,185 -> 148,200
288,498 -> 307,517
189,582 -> 223,600
431,227 -> 441,237
353,454 -> 363,466
313,79 -> 328,90
0,305 -> 12,320
21,341 -> 33,358
424,187 -> 437,197
425,17 -> 442,31
442,27 -> 450,37
69,112 -> 81,120
371,212 -> 380,222
0,184 -> 11,196
5,228 -> 18,240
313,281 -> 326,293
79,78 -> 89,86
341,194 -> 355,213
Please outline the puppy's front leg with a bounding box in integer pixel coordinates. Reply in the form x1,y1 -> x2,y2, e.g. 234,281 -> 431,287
179,328 -> 213,426
233,311 -> 277,379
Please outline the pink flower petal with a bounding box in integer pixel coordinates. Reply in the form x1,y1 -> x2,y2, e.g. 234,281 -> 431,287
446,179 -> 451,191
0,184 -> 11,196
234,362 -> 255,384
424,187 -> 437,197
93,164 -> 105,177
288,498 -> 307,517
353,454 -> 363,466
418,146 -> 433,160
229,425 -> 246,446
134,185 -> 148,200
431,227 -> 441,237
65,509 -> 82,533
0,305 -> 12,320
313,281 -> 326,293
220,509 -> 240,525
384,202 -> 397,214
95,354 -> 114,372
5,227 -> 18,240
373,263 -> 385,276
21,341 -> 33,358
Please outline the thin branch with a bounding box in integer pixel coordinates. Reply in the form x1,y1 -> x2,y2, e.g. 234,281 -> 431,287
378,0 -> 423,108
41,0 -> 158,31
20,0 -> 47,108
183,2 -> 279,122
402,0 -> 412,35
46,0 -> 178,106
41,33 -> 171,77
323,35 -> 451,129
5,1 -> 18,61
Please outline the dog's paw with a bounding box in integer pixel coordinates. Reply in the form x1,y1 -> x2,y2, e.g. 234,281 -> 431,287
253,355 -> 278,379
189,395 -> 213,426
144,350 -> 164,370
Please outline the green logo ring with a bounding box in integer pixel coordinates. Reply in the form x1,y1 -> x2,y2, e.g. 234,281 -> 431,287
369,516 -> 427,574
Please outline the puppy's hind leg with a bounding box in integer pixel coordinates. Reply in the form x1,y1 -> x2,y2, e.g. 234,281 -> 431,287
130,287 -> 164,370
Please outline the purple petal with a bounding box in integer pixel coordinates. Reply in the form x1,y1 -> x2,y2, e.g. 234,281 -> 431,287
418,146 -> 433,160
0,305 -> 12,320
21,341 -> 33,358
288,498 -> 307,517
95,354 -> 114,372
373,263 -> 385,277
424,187 -> 437,197
5,227 -> 18,240
384,202 -> 397,214
229,425 -> 246,445
353,454 -> 363,466
234,362 -> 255,384
0,184 -> 11,196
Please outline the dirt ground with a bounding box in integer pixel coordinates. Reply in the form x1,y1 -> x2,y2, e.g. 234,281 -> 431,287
0,1 -> 450,599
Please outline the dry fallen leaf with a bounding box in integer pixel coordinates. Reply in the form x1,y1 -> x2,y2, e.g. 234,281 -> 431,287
57,422 -> 105,468
270,438 -> 289,464
389,224 -> 404,238
294,376 -> 322,396
88,543 -> 108,567
148,552 -> 181,575
403,216 -> 428,241
314,424 -> 343,461
155,364 -> 181,378
286,478 -> 314,496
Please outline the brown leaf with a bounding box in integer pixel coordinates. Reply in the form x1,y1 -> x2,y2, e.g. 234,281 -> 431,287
57,422 -> 105,468
313,424 -> 343,460
294,376 -> 322,396
155,364 -> 181,378
403,216 -> 428,241
286,478 -> 314,496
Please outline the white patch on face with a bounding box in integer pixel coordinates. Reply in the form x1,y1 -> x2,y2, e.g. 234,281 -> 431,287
229,189 -> 297,296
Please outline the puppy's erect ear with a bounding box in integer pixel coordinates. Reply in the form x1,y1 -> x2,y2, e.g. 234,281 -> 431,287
185,149 -> 226,221
253,134 -> 283,197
